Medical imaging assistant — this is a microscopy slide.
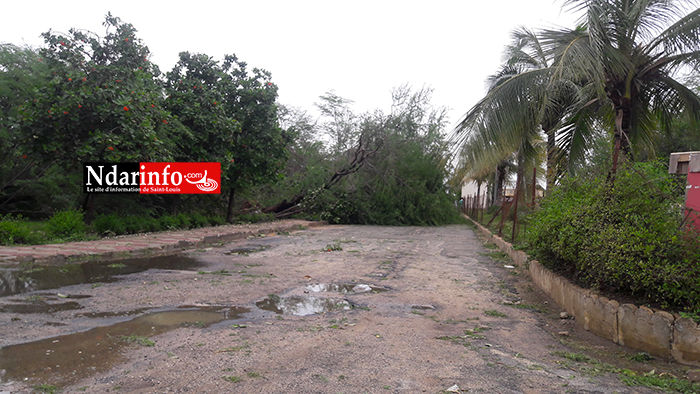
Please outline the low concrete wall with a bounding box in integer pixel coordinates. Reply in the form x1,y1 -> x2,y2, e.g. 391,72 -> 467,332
467,216 -> 700,367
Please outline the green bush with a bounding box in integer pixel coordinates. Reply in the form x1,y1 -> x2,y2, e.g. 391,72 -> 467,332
46,209 -> 86,238
175,213 -> 191,229
528,162 -> 700,310
94,212 -> 224,236
190,213 -> 209,228
158,215 -> 179,230
93,214 -> 127,235
0,215 -> 43,244
207,215 -> 226,226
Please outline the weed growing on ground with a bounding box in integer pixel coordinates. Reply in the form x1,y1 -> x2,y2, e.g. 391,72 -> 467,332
484,309 -> 508,318
32,384 -> 57,394
121,334 -> 155,347
620,370 -> 700,393
628,352 -> 654,363
323,242 -> 343,252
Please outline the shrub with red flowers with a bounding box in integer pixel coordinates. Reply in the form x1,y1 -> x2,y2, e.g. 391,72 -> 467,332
16,13 -> 178,166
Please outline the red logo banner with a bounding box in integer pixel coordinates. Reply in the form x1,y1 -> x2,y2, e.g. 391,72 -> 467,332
139,162 -> 221,194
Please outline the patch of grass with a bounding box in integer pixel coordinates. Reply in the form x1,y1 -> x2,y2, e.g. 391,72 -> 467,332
629,352 -> 654,363
247,372 -> 261,378
121,334 -> 155,347
107,263 -> 127,268
223,375 -> 243,383
32,384 -> 57,394
552,351 -> 594,363
551,351 -> 618,377
484,309 -> 508,318
313,374 -> 329,382
196,269 -> 232,276
480,250 -> 510,262
323,242 -> 343,252
620,370 -> 700,393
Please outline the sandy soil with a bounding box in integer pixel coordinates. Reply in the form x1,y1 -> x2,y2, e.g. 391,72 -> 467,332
0,224 -> 686,393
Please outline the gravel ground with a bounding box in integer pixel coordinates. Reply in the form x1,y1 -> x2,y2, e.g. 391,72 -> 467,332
0,224 -> 687,393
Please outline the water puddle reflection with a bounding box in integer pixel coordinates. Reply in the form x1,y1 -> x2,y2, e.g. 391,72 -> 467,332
0,306 -> 249,387
0,255 -> 202,296
256,295 -> 351,316
0,301 -> 83,314
306,283 -> 388,293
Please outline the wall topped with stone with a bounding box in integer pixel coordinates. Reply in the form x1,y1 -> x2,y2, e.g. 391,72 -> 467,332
468,217 -> 700,367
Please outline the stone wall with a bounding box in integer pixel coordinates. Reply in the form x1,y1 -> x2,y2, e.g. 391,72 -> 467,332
468,217 -> 700,367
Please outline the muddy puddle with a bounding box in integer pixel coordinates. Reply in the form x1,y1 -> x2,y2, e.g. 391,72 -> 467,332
0,301 -> 83,314
306,283 -> 388,293
0,306 -> 249,387
256,295 -> 352,316
0,254 -> 202,297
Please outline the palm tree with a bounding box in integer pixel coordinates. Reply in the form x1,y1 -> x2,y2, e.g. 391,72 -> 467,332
452,26 -> 591,199
542,0 -> 700,177
453,59 -> 547,240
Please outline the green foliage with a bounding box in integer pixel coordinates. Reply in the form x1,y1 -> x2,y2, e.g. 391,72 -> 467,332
17,13 -> 178,166
120,334 -> 155,347
0,215 -> 43,244
46,209 -> 85,238
619,369 -> 700,393
301,87 -> 464,226
32,384 -> 57,394
528,162 -> 700,309
163,52 -> 240,164
324,242 -> 343,252
92,212 -> 223,237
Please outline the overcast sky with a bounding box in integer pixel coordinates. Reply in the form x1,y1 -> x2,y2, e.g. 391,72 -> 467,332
2,0 -> 581,130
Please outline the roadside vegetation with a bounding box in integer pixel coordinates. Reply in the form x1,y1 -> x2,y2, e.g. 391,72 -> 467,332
453,0 -> 700,314
0,15 -> 463,245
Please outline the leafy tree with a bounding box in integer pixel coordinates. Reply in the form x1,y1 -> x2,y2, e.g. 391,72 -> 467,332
164,52 -> 240,163
17,13 -> 178,167
315,91 -> 358,155
0,43 -> 59,216
542,0 -> 700,177
307,86 -> 463,225
212,55 -> 290,222
14,13 -> 182,220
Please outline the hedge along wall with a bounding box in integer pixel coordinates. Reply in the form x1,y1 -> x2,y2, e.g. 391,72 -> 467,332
468,216 -> 700,367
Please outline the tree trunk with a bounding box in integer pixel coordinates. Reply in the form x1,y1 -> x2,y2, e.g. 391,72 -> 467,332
83,193 -> 97,224
492,169 -> 499,207
171,195 -> 180,216
611,105 -> 631,182
226,188 -> 235,223
511,155 -> 524,243
532,167 -> 537,207
476,182 -> 481,219
546,127 -> 555,192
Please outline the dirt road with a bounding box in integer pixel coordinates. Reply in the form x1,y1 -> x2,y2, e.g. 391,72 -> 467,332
0,224 -> 671,393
